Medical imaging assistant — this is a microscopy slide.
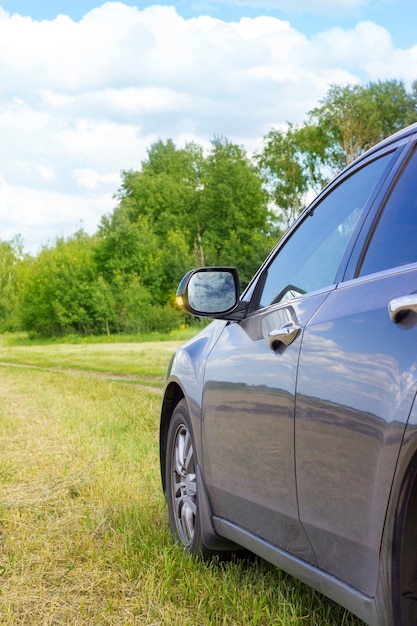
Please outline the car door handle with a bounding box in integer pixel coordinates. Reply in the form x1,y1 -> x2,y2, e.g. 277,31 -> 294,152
388,295 -> 417,323
268,324 -> 301,351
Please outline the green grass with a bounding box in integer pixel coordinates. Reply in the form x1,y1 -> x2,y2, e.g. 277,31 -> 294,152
0,329 -> 200,389
0,326 -> 203,347
0,334 -> 365,625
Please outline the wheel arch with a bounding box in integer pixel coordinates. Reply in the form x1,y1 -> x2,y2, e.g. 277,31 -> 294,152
160,381 -> 184,493
162,390 -> 238,554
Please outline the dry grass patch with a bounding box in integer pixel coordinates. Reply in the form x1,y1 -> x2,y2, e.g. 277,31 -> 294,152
0,368 -> 165,624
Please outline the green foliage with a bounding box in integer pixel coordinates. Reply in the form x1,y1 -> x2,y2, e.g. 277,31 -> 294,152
16,229 -> 185,337
108,136 -> 274,293
309,79 -> 417,168
117,139 -> 203,239
258,79 -> 417,229
0,236 -> 25,331
198,137 -> 273,284
18,231 -> 102,336
258,124 -> 320,230
110,274 -> 183,334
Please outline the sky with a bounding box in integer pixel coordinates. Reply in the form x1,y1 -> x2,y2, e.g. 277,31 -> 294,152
0,0 -> 416,254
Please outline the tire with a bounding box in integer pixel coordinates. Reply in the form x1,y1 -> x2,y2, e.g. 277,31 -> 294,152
165,399 -> 213,558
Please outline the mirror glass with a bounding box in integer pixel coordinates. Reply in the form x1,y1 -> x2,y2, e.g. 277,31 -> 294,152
188,271 -> 236,313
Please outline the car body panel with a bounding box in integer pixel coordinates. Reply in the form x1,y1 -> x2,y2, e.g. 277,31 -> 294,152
201,290 -> 331,561
162,319 -> 227,461
296,266 -> 417,595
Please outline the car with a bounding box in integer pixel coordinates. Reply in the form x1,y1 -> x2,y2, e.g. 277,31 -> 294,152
159,122 -> 417,626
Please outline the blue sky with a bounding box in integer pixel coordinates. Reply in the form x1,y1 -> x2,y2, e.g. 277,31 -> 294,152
0,0 -> 416,253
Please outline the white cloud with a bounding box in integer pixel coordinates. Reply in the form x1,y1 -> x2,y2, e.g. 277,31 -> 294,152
0,2 -> 415,253
311,21 -> 393,68
73,169 -> 120,191
0,174 -> 115,251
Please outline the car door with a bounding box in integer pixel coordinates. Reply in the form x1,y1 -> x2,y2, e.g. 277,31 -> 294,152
295,140 -> 417,596
201,148 -> 397,562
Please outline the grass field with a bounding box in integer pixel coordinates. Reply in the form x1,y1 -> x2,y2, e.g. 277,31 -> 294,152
0,333 -> 365,625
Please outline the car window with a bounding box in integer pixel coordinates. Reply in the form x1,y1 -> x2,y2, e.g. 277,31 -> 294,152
257,152 -> 395,309
358,147 -> 417,277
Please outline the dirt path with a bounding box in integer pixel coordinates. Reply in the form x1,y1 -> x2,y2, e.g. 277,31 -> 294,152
0,360 -> 163,395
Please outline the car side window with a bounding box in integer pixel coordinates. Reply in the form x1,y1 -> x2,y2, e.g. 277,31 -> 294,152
257,152 -> 395,309
358,147 -> 417,277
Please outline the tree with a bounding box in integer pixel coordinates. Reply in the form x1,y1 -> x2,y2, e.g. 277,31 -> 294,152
309,80 -> 417,168
18,231 -> 105,336
104,137 -> 275,293
257,124 -> 328,230
198,137 -> 274,284
0,236 -> 25,331
259,79 -> 417,230
116,139 -> 204,241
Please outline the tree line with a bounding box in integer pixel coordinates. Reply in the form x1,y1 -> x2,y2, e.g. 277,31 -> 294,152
2,79 -> 417,337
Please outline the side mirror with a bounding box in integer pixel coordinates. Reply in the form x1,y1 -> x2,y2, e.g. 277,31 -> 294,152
176,267 -> 247,320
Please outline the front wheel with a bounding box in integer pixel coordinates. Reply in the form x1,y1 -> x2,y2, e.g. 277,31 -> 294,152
165,399 -> 213,558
